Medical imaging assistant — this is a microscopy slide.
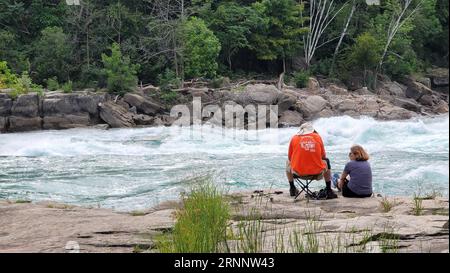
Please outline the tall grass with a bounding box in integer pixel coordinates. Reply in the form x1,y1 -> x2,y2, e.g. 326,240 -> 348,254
413,193 -> 424,216
156,182 -> 404,253
380,196 -> 395,213
158,181 -> 230,253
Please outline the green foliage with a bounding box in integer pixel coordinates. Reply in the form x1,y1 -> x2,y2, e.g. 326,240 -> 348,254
0,61 -> 18,89
0,30 -> 28,73
383,39 -> 418,78
10,72 -> 43,98
310,58 -> 333,77
181,17 -> 221,79
160,91 -> 179,104
293,70 -> 310,88
62,81 -> 73,93
158,69 -> 182,92
250,0 -> 308,62
32,27 -> 73,83
209,2 -> 261,70
0,0 -> 447,87
45,77 -> 59,91
347,33 -> 381,72
158,180 -> 230,253
157,69 -> 180,103
101,43 -> 139,95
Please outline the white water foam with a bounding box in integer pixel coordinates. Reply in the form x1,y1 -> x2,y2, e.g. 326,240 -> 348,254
0,114 -> 448,211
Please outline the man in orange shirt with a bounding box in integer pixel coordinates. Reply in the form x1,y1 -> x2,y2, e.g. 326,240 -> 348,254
286,123 -> 337,199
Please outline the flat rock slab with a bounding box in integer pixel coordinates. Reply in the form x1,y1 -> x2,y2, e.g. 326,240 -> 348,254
0,201 -> 176,253
227,190 -> 449,253
0,191 -> 448,253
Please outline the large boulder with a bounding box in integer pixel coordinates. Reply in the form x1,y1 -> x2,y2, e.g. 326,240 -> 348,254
359,97 -> 381,118
8,116 -> 42,132
98,101 -> 135,128
418,94 -> 435,107
405,81 -> 433,100
392,97 -> 422,112
188,88 -> 214,103
123,93 -> 164,116
0,93 -> 12,116
337,99 -> 358,113
327,84 -> 348,95
279,110 -> 303,128
133,114 -> 155,126
434,100 -> 449,114
0,116 -> 7,133
42,93 -> 106,129
238,84 -> 279,105
295,95 -> 328,120
43,93 -> 106,116
307,77 -> 320,92
377,105 -> 414,120
427,68 -> 449,88
11,93 -> 40,117
153,115 -> 177,127
380,81 -> 406,97
43,114 -> 91,130
276,91 -> 298,113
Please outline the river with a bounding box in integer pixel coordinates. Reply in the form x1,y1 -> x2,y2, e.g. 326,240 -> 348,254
0,114 -> 448,211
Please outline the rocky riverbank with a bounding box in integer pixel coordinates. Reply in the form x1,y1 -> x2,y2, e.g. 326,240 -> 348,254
1,70 -> 448,133
0,190 -> 448,253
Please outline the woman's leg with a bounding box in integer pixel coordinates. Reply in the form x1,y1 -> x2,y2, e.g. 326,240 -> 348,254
342,182 -> 372,198
342,182 -> 359,198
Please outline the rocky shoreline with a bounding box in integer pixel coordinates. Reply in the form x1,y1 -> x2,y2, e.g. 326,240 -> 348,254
0,190 -> 448,253
1,70 -> 448,133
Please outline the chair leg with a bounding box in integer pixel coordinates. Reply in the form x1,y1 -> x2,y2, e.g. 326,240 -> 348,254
294,179 -> 315,200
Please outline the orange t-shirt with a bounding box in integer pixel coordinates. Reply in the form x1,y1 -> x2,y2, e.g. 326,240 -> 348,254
288,133 -> 327,175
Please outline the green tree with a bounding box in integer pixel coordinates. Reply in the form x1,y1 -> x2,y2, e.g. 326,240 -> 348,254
181,17 -> 221,79
346,33 -> 381,86
210,2 -> 261,70
0,61 -> 17,89
251,0 -> 308,72
101,42 -> 139,94
0,30 -> 28,74
32,27 -> 73,83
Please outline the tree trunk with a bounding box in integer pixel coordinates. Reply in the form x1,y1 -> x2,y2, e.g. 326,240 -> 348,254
330,0 -> 356,77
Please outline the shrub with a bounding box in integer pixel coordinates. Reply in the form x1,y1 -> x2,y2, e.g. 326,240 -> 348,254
181,17 -> 221,79
101,43 -> 139,95
0,61 -> 18,89
46,77 -> 60,91
62,81 -> 73,93
160,91 -> 179,104
210,77 -> 229,89
158,69 -> 181,92
293,70 -> 310,88
158,180 -> 230,253
10,72 -> 43,98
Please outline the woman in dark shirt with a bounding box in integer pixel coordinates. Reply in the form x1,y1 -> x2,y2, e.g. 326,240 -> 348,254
335,145 -> 373,198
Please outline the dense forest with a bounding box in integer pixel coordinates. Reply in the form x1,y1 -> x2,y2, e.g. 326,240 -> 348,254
0,0 -> 448,95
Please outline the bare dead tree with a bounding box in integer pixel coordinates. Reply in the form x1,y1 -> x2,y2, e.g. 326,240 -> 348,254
303,0 -> 348,68
377,0 -> 424,74
141,0 -> 188,80
329,0 -> 357,77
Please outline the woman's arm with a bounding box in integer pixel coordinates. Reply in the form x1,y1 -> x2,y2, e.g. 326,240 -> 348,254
338,171 -> 349,190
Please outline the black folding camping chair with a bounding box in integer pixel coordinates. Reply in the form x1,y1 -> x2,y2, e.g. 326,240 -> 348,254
293,173 -> 324,200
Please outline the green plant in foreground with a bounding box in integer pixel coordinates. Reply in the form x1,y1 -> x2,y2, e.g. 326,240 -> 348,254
157,181 -> 230,253
380,196 -> 395,213
413,193 -> 424,216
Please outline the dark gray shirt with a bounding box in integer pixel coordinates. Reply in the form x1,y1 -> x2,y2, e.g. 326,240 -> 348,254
344,160 -> 373,195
